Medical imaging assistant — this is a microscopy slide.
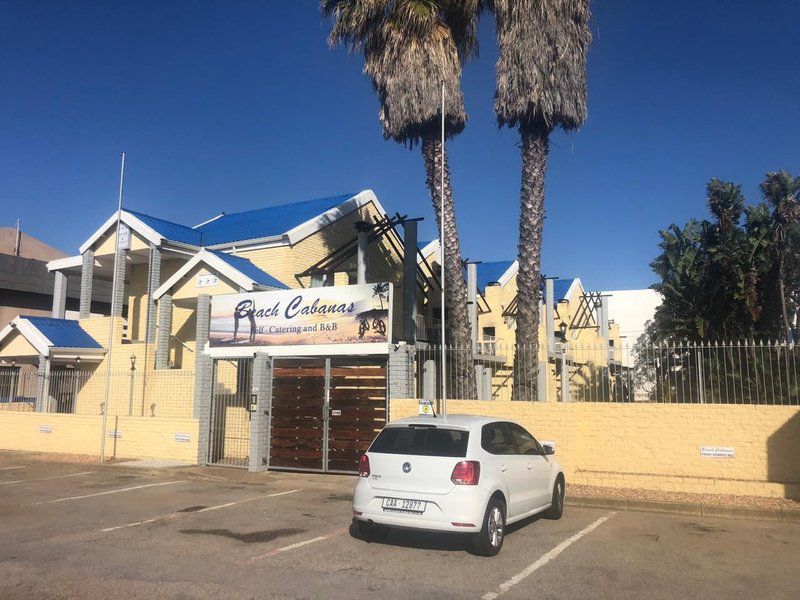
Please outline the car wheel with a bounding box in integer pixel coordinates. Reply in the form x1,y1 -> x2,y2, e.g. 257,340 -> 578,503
545,476 -> 565,520
356,520 -> 389,543
472,497 -> 506,557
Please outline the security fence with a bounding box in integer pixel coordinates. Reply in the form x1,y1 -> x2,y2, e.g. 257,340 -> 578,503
414,341 -> 800,404
0,367 -> 196,419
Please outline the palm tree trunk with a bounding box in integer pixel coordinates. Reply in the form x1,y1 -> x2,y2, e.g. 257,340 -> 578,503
422,135 -> 477,400
513,120 -> 549,401
778,256 -> 791,342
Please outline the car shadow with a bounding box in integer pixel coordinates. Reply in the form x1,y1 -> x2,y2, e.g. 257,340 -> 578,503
349,512 -> 546,554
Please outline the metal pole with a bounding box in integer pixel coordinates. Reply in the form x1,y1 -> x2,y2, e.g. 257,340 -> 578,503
100,152 -> 126,462
439,81 -> 447,414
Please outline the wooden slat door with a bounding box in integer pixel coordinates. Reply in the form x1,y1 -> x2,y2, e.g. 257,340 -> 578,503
269,359 -> 326,471
326,358 -> 387,472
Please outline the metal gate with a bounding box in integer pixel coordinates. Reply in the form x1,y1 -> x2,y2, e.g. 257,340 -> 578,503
269,357 -> 387,473
208,358 -> 253,467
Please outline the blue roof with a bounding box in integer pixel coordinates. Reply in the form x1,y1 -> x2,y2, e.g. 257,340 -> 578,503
208,251 -> 287,289
196,193 -> 356,245
126,210 -> 203,245
475,260 -> 578,305
126,193 -> 357,247
551,278 -> 577,303
21,317 -> 103,349
476,261 -> 515,293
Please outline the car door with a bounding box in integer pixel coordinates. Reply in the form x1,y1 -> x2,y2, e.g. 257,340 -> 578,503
508,423 -> 552,511
480,422 -> 528,518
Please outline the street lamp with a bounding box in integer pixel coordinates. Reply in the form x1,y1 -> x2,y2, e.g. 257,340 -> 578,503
558,322 -> 569,403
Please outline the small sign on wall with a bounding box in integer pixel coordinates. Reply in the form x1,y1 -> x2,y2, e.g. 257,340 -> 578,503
39,425 -> 52,433
108,430 -> 122,439
196,273 -> 219,288
174,433 -> 191,443
701,446 -> 735,458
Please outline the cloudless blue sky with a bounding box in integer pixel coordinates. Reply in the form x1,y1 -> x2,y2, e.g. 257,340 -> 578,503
1,1 -> 798,290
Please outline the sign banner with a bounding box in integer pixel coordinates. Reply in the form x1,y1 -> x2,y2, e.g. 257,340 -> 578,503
209,283 -> 392,352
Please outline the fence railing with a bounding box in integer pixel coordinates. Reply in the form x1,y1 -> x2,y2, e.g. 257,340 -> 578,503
0,368 -> 197,419
412,341 -> 800,404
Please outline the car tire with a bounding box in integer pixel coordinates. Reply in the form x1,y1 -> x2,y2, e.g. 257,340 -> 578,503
471,497 -> 506,557
356,520 -> 389,543
545,476 -> 565,520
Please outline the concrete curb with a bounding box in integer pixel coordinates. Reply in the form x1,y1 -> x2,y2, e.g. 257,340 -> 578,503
566,496 -> 800,522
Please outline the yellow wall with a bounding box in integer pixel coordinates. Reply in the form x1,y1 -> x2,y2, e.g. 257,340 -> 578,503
389,399 -> 800,500
0,329 -> 40,360
0,412 -> 200,463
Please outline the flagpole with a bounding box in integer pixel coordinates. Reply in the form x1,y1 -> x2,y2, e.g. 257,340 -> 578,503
440,82 -> 447,415
100,152 -> 126,462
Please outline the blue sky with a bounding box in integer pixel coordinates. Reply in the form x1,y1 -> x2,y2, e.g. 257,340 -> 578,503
1,1 -> 798,290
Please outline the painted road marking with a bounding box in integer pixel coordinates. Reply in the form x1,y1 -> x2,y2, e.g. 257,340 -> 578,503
34,480 -> 186,505
1,471 -> 96,486
0,466 -> 26,471
249,527 -> 347,562
100,489 -> 302,532
481,512 -> 616,600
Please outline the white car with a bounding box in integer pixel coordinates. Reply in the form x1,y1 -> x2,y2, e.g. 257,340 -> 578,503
352,414 -> 565,556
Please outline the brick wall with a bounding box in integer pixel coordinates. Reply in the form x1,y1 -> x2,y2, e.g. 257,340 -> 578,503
0,412 -> 200,462
389,399 -> 800,499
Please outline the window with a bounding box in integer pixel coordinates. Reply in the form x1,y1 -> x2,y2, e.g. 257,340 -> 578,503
482,327 -> 496,340
369,426 -> 469,458
507,423 -> 543,456
481,422 -> 517,455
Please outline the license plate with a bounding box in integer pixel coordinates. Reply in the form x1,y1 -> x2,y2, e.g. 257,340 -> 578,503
382,497 -> 426,513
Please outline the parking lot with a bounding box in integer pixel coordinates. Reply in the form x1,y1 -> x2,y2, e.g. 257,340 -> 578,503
0,452 -> 798,599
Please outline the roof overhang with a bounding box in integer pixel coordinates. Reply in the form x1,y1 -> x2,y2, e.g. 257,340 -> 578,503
417,239 -> 440,264
0,317 -> 106,359
498,261 -> 518,288
284,189 -> 386,246
153,249 -> 276,300
78,210 -> 200,255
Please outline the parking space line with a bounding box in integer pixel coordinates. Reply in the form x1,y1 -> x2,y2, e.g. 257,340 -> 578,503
0,466 -> 26,471
481,512 -> 616,600
34,480 -> 186,505
100,489 -> 302,532
249,527 -> 347,562
1,471 -> 96,486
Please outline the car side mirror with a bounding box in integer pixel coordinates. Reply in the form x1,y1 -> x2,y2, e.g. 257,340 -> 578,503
543,444 -> 555,456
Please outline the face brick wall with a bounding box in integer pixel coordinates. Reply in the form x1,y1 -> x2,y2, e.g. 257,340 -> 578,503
390,399 -> 800,499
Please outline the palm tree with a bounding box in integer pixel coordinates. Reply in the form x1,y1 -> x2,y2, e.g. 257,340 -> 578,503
490,0 -> 592,400
759,171 -> 800,342
323,0 -> 479,396
372,282 -> 390,309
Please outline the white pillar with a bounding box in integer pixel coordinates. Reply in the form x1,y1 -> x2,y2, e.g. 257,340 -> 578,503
467,263 -> 478,352
52,271 -> 67,319
357,230 -> 368,285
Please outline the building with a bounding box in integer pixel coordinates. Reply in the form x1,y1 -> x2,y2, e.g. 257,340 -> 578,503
0,225 -> 111,328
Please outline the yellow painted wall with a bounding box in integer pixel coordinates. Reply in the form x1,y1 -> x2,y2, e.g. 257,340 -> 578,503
0,412 -> 200,463
0,329 -> 40,359
389,399 -> 800,499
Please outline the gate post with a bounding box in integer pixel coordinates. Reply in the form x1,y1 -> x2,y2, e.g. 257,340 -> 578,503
249,353 -> 273,472
194,294 -> 213,464
388,342 -> 414,400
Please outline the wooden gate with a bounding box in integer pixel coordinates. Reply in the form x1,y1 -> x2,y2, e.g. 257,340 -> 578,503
269,357 -> 387,473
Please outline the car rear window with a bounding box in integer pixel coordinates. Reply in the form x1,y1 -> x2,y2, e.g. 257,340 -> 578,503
369,426 -> 469,457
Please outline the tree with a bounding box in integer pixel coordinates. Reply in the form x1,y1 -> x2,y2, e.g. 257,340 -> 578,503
323,0 -> 478,396
651,173 -> 800,343
759,171 -> 800,342
490,0 -> 592,400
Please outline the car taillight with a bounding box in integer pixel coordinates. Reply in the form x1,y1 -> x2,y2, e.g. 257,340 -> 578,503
359,454 -> 370,477
451,460 -> 480,485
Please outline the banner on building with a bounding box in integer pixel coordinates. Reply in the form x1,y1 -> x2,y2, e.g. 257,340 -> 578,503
208,283 -> 392,355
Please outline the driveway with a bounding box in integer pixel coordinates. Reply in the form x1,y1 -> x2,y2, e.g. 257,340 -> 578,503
0,452 -> 797,599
